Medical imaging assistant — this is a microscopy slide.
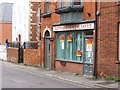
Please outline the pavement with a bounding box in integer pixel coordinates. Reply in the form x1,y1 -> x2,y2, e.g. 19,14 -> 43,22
0,45 -> 7,61
1,60 -> 119,89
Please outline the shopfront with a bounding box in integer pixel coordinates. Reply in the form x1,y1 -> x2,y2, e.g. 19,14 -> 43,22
53,21 -> 95,76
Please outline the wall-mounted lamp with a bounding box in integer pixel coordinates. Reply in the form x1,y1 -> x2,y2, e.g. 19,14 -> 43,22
96,11 -> 100,16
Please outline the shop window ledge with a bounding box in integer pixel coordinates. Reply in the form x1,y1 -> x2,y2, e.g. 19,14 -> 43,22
55,59 -> 83,64
41,12 -> 51,18
55,5 -> 83,14
115,60 -> 120,64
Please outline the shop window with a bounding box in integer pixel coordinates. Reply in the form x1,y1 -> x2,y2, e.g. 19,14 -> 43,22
65,33 -> 73,60
56,33 -> 65,59
76,33 -> 82,61
56,32 -> 83,62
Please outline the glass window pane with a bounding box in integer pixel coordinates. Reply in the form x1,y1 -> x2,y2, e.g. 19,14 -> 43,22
56,33 -> 65,59
76,33 -> 82,61
85,38 -> 93,63
45,2 -> 50,13
65,33 -> 73,60
61,0 -> 71,7
73,0 -> 81,5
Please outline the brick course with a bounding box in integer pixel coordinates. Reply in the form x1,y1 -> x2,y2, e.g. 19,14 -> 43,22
55,61 -> 83,75
24,48 -> 41,67
7,48 -> 18,63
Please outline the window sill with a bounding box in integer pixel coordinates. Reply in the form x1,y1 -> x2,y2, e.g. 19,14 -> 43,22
41,12 -> 51,18
115,60 -> 120,64
55,5 -> 83,14
55,59 -> 83,64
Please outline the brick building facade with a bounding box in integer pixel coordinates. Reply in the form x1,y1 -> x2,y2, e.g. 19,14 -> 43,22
7,1 -> 120,79
41,1 -> 96,76
40,2 -> 60,68
40,1 -> 120,78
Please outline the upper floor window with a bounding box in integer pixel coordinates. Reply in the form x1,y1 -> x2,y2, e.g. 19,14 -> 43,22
45,0 -> 50,13
73,0 -> 81,6
60,0 -> 83,7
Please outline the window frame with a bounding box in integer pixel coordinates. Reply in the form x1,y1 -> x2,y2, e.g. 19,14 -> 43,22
55,31 -> 84,63
60,0 -> 83,7
45,1 -> 50,13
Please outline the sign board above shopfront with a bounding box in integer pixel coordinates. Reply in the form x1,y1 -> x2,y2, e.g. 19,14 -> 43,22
53,23 -> 95,31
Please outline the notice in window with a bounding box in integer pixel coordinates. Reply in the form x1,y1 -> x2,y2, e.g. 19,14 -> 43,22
62,42 -> 64,49
86,45 -> 92,51
86,39 -> 92,51
87,52 -> 91,57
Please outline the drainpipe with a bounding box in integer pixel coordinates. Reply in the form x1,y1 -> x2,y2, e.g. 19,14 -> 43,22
94,0 -> 98,78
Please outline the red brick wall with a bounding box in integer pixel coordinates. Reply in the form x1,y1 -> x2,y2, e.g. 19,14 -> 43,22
41,2 -> 60,68
83,2 -> 95,20
24,48 -> 41,67
7,48 -> 18,63
0,23 -> 12,45
97,2 -> 120,78
55,61 -> 83,75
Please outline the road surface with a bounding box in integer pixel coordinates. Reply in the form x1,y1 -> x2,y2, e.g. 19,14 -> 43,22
1,61 -> 85,88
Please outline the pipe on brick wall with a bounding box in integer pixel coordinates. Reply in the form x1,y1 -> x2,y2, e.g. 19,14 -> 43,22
93,0 -> 98,78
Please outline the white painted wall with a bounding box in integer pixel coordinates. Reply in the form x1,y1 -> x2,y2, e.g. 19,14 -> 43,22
12,0 -> 30,44
0,45 -> 7,61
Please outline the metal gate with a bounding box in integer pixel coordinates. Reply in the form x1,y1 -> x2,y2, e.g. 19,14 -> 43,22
18,47 -> 23,63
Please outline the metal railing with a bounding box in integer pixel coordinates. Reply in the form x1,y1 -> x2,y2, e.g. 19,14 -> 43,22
8,41 -> 41,49
23,41 -> 41,49
8,42 -> 19,48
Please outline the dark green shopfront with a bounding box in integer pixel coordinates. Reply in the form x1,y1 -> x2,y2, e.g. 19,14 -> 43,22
53,21 -> 95,76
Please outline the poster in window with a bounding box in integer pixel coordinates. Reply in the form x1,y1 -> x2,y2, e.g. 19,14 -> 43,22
76,50 -> 82,57
67,35 -> 72,42
87,39 -> 92,46
86,39 -> 92,51
60,36 -> 64,42
62,42 -> 64,49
